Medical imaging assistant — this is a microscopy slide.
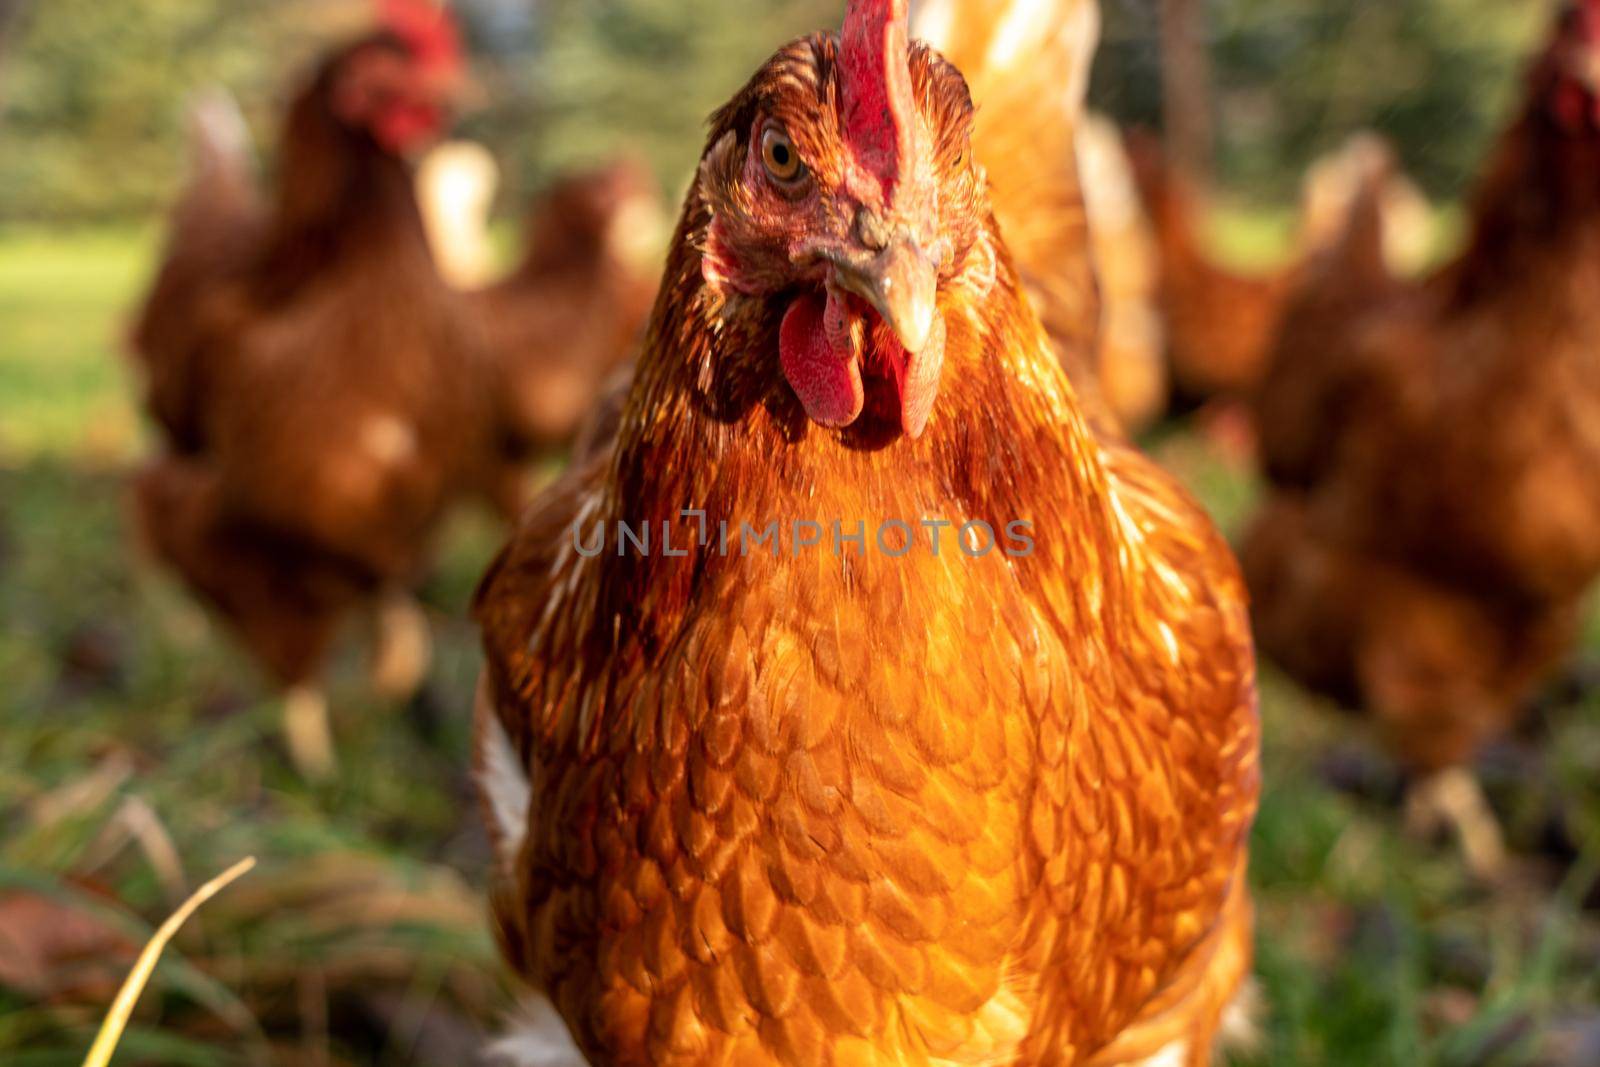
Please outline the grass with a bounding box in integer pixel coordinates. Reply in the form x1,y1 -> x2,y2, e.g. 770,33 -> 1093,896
0,227 -> 510,1065
0,227 -> 154,462
0,228 -> 1597,1066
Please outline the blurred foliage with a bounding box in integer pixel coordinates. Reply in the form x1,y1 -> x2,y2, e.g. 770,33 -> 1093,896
0,0 -> 375,221
0,0 -> 838,222
1095,0 -> 1552,200
0,0 -> 1571,222
520,0 -> 836,193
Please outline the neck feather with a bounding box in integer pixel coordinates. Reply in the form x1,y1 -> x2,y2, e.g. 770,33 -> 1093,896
590,194 -> 1120,658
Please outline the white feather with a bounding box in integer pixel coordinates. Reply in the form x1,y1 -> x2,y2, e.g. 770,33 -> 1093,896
474,675 -> 531,870
486,997 -> 586,1067
186,87 -> 254,177
912,0 -> 957,48
1134,1040 -> 1190,1067
416,140 -> 501,288
986,0 -> 1054,71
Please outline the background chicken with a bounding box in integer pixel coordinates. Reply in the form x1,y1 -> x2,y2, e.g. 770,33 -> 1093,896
1245,1 -> 1600,877
1298,133 -> 1435,282
1129,130 -> 1432,425
1127,133 -> 1297,415
473,0 -> 1259,1063
129,0 -> 495,779
468,159 -> 664,511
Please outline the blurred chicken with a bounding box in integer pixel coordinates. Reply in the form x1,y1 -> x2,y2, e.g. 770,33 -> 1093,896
1127,134 -> 1295,412
1130,130 -> 1431,417
1246,2 -> 1600,877
474,1 -> 1260,1064
469,159 -> 663,503
1299,133 -> 1434,279
418,139 -> 502,288
129,0 -> 493,779
130,89 -> 262,449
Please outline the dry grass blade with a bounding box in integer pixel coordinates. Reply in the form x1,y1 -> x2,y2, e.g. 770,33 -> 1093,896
80,856 -> 257,1067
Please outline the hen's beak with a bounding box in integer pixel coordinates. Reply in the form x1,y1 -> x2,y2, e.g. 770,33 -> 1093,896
828,236 -> 940,355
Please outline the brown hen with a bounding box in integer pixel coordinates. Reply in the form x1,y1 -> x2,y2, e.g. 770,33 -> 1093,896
1246,2 -> 1600,877
1130,132 -> 1429,423
1127,135 -> 1296,413
130,3 -> 493,778
474,1 -> 1259,1064
470,160 -> 664,513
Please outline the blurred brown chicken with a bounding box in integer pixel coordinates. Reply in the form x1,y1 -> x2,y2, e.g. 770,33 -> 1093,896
1130,131 -> 1431,422
473,0 -> 1260,1063
1297,133 -> 1435,281
469,160 -> 664,507
1246,1 -> 1600,877
129,1 -> 493,779
1128,135 -> 1296,413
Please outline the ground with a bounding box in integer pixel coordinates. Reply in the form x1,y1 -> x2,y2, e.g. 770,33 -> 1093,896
0,228 -> 1595,1066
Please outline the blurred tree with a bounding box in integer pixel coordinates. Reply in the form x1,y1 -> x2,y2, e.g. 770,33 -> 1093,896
1094,0 -> 1550,201
1160,0 -> 1217,182
523,0 -> 837,196
0,0 -> 27,57
0,0 -> 837,222
0,0 -> 364,221
0,0 -> 33,114
0,0 -> 1566,222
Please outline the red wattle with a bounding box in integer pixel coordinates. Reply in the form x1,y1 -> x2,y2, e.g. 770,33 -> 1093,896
781,294 -> 864,428
897,312 -> 946,439
373,102 -> 443,154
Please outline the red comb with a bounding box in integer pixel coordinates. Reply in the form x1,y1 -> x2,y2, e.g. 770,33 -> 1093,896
840,0 -> 914,199
1583,0 -> 1600,41
378,0 -> 462,76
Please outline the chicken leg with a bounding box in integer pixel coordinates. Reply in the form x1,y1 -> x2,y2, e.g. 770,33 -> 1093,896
283,684 -> 337,782
1403,766 -> 1508,882
369,591 -> 433,700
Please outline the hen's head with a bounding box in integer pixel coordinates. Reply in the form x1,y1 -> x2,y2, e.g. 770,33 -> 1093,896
1540,1 -> 1600,135
526,160 -> 665,275
330,0 -> 463,155
697,0 -> 990,440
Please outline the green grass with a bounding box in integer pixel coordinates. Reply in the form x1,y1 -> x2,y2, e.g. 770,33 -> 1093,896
1,229 -> 1597,1065
0,229 -> 511,1065
0,227 -> 155,462
1202,201 -> 1468,276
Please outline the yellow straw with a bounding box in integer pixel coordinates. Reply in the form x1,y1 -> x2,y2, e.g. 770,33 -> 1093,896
81,856 -> 257,1067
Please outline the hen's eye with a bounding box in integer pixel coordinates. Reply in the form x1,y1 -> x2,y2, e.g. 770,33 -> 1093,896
761,127 -> 805,184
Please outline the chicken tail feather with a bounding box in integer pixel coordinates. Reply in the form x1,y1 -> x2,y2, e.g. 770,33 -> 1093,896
914,0 -> 1103,358
186,87 -> 256,185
